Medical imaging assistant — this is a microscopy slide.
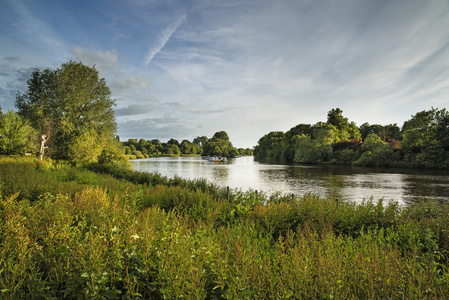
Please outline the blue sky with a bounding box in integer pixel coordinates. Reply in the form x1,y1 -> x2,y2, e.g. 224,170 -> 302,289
1,0 -> 449,148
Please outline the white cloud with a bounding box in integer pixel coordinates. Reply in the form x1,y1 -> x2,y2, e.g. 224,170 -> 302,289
144,12 -> 186,65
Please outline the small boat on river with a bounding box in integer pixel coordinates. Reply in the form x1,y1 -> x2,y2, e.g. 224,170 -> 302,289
208,155 -> 228,163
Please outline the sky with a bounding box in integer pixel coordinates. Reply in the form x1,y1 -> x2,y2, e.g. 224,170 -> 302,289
1,0 -> 449,148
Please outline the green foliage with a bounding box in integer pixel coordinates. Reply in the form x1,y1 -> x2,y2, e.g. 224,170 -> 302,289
255,107 -> 449,168
253,131 -> 284,163
202,131 -> 239,158
98,140 -> 132,170
122,133 -> 248,159
401,108 -> 449,167
0,110 -> 35,155
15,61 -> 117,161
360,122 -> 401,141
1,157 -> 449,298
293,131 -> 333,163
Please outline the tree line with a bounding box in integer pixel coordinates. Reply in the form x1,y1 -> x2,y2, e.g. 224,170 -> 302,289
0,61 -> 252,163
254,108 -> 449,168
121,131 -> 253,159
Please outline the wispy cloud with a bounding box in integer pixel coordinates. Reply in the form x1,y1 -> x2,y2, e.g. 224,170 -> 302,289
144,12 -> 186,66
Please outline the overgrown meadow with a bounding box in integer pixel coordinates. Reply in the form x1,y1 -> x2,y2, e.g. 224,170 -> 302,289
1,156 -> 449,299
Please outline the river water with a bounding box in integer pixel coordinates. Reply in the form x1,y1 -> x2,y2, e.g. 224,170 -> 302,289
130,156 -> 449,206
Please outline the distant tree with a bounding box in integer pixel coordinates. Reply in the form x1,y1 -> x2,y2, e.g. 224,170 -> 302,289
253,131 -> 284,162
326,108 -> 361,141
360,123 -> 401,141
127,139 -> 138,147
167,138 -> 180,147
137,138 -> 149,151
193,136 -> 208,147
294,129 -> 334,163
180,140 -> 193,154
361,134 -> 389,152
327,108 -> 348,129
15,61 -> 117,161
0,110 -> 35,155
401,108 -> 449,167
281,124 -> 312,163
166,144 -> 181,155
212,131 -> 229,141
355,133 -> 398,167
202,131 -> 238,158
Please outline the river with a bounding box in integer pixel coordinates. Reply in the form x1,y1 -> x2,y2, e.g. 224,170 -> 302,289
130,156 -> 449,206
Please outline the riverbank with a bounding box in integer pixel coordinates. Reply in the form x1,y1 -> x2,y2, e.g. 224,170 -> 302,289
1,156 -> 448,298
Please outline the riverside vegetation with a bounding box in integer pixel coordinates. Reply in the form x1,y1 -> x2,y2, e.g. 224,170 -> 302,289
254,107 -> 449,168
1,156 -> 449,299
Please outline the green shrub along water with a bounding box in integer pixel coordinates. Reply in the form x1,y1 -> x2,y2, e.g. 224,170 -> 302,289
1,156 -> 449,299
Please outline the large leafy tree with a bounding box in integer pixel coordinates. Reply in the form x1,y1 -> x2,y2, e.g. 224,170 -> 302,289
15,61 -> 117,161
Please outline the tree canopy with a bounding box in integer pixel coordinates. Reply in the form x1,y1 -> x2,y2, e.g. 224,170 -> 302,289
15,61 -> 117,161
254,107 -> 449,168
202,131 -> 239,158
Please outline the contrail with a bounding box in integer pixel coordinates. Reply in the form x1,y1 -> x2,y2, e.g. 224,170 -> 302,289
144,13 -> 186,65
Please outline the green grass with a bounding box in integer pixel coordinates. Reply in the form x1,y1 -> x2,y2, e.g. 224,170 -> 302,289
1,156 -> 449,299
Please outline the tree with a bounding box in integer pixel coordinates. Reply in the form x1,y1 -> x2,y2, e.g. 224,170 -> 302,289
193,136 -> 208,147
360,123 -> 401,141
180,140 -> 193,154
327,108 -> 348,129
326,108 -> 361,141
400,108 -> 449,167
166,144 -> 181,155
293,129 -> 334,163
0,110 -> 35,155
15,61 -> 117,161
202,131 -> 238,158
212,131 -> 229,141
253,131 -> 284,162
167,138 -> 180,147
281,124 -> 312,163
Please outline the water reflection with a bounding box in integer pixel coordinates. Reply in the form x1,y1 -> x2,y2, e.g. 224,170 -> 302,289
130,156 -> 449,206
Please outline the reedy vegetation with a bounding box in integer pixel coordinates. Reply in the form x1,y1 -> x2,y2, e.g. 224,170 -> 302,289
1,156 -> 449,299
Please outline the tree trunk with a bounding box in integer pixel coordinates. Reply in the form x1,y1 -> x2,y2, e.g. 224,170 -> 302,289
38,134 -> 47,160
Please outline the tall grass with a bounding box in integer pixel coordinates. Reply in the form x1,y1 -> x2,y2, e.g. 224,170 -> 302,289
1,156 -> 449,298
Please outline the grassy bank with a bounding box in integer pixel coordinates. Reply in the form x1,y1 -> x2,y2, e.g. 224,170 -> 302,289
1,156 -> 449,299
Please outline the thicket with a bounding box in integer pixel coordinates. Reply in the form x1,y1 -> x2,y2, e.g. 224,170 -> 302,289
1,156 -> 449,299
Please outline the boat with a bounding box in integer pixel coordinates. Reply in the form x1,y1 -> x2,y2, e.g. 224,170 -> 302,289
208,155 -> 228,163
